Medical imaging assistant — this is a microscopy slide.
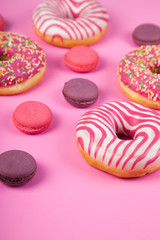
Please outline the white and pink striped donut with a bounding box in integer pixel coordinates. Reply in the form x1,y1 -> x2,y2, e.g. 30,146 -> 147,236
76,101 -> 160,178
32,0 -> 109,48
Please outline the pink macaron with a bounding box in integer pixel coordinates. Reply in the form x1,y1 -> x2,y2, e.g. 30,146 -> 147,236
0,15 -> 5,31
12,101 -> 53,134
64,46 -> 99,72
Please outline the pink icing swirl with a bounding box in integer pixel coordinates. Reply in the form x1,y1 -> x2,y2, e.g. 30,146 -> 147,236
76,101 -> 160,171
0,32 -> 46,87
118,45 -> 160,101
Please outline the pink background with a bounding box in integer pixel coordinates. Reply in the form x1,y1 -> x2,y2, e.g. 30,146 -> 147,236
1,0 -> 160,239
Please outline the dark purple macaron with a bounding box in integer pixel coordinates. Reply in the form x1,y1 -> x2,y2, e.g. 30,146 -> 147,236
0,150 -> 37,186
132,23 -> 160,46
62,78 -> 98,108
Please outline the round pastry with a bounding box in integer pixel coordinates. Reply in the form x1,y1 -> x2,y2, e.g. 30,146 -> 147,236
76,101 -> 160,178
0,150 -> 37,186
64,46 -> 99,72
0,15 -> 5,31
0,31 -> 46,95
132,23 -> 160,46
62,78 -> 98,107
118,45 -> 160,109
12,101 -> 53,134
32,0 -> 109,48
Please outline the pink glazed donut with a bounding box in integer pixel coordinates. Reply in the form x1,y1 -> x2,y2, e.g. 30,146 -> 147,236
76,101 -> 160,178
32,0 -> 109,48
118,45 -> 160,109
0,31 -> 46,95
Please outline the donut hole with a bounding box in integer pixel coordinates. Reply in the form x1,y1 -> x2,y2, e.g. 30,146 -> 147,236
150,66 -> 160,74
116,132 -> 133,140
0,55 -> 11,61
63,13 -> 79,20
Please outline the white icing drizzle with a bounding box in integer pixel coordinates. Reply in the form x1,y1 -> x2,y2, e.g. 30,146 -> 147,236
76,101 -> 160,171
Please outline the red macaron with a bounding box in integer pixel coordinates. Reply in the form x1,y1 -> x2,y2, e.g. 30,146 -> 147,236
0,15 -> 5,31
64,46 -> 99,72
12,101 -> 53,134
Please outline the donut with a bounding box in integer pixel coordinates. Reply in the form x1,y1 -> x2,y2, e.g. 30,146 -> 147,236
0,31 -> 46,95
32,0 -> 109,48
76,101 -> 160,178
118,45 -> 160,109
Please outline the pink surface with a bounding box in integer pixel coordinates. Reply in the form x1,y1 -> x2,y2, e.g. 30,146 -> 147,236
1,0 -> 160,239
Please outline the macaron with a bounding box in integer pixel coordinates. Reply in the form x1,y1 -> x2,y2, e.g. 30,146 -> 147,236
132,23 -> 160,46
62,78 -> 98,108
0,150 -> 37,186
13,101 -> 53,134
64,46 -> 99,72
0,15 -> 5,31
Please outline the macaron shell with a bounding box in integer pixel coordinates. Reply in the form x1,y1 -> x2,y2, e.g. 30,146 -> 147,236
13,101 -> 53,134
62,78 -> 98,108
132,23 -> 160,45
64,46 -> 99,72
0,150 -> 37,186
0,15 -> 5,31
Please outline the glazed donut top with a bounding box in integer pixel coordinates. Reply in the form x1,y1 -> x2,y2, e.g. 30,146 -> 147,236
76,101 -> 160,171
32,0 -> 109,40
0,31 -> 46,87
118,45 -> 160,101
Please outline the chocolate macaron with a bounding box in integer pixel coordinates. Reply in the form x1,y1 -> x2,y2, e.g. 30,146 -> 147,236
132,23 -> 160,46
0,150 -> 37,186
62,78 -> 98,108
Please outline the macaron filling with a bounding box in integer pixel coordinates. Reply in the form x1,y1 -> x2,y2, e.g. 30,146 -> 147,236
0,171 -> 36,185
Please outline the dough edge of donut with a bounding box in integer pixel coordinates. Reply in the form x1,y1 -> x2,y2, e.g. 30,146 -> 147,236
33,26 -> 107,48
77,141 -> 160,178
118,74 -> 160,109
0,65 -> 46,95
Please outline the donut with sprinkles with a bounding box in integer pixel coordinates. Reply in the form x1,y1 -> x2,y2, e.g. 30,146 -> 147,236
32,0 -> 109,48
118,45 -> 160,109
76,101 -> 160,178
0,31 -> 46,95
